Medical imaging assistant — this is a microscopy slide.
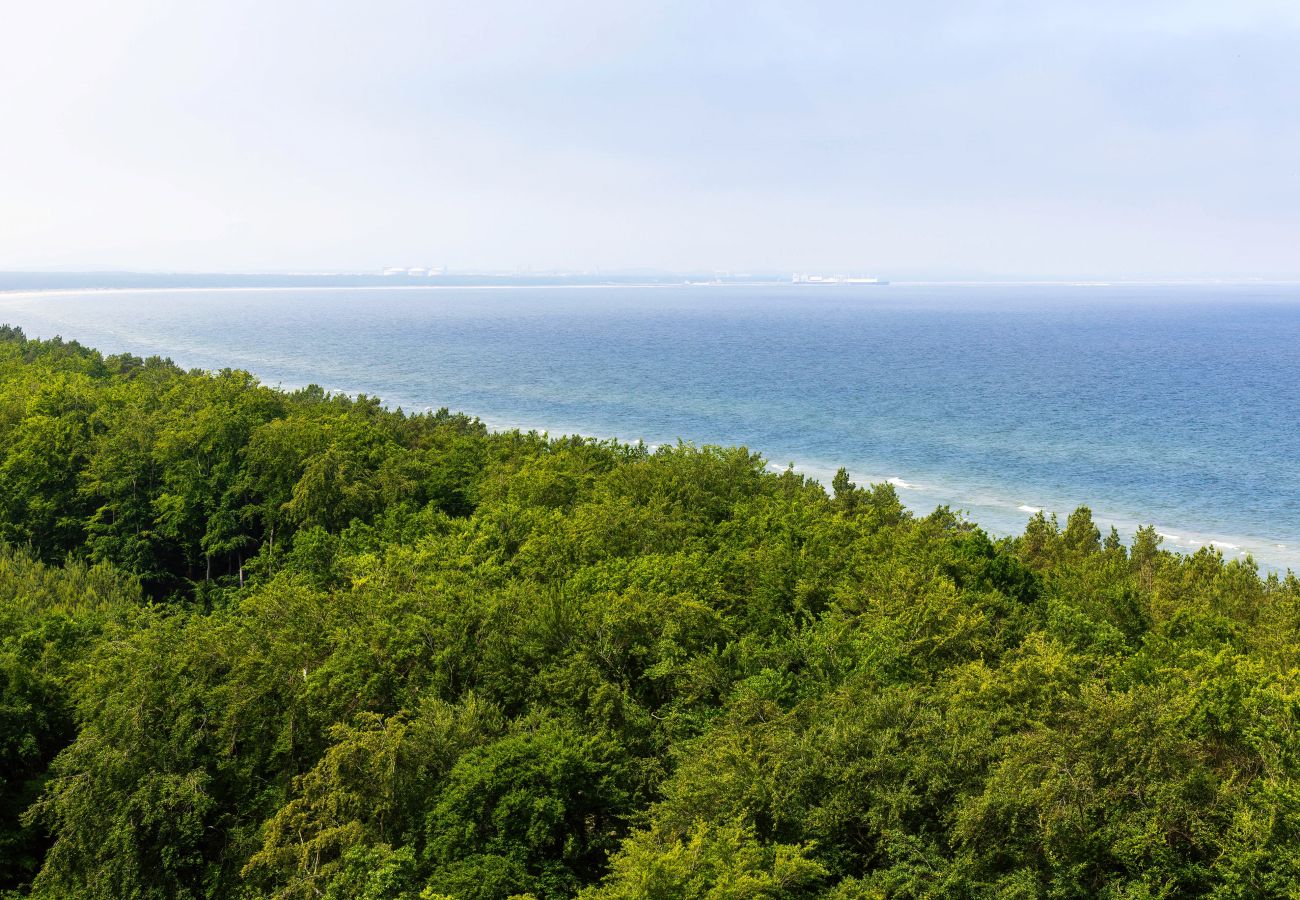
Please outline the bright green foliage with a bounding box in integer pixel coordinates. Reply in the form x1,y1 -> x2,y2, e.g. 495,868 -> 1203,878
1,327 -> 1299,898
582,820 -> 827,899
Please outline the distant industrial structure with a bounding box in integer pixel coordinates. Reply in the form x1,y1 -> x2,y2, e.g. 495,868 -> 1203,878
792,273 -> 888,285
382,266 -> 445,277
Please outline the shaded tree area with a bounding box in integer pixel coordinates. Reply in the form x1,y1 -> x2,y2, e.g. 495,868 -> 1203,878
2,327 -> 1299,898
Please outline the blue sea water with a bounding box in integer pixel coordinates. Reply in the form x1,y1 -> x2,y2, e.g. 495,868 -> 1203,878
2,282 -> 1297,570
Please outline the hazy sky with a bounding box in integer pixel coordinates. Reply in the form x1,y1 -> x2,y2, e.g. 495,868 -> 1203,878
3,1 -> 1298,278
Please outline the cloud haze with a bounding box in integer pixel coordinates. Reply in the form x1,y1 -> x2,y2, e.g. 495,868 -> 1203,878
2,0 -> 1298,277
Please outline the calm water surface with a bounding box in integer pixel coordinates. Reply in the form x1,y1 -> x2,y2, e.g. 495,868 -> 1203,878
2,283 -> 1297,570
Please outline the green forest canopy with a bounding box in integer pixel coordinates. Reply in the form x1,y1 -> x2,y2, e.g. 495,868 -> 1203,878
1,325 -> 1298,899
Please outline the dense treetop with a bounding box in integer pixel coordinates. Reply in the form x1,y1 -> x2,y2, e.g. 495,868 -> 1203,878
1,325 -> 1297,899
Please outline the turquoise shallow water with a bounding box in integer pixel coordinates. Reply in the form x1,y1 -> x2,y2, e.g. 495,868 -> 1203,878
2,282 -> 1297,570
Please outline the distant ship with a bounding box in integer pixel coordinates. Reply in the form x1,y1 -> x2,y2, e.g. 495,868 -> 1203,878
792,273 -> 889,285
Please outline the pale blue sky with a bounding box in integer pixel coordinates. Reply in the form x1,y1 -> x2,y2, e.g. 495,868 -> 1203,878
2,1 -> 1298,278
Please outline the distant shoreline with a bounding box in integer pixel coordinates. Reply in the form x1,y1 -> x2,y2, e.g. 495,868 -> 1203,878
0,282 -> 792,299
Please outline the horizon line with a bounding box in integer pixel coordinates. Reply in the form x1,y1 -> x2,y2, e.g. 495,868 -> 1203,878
2,268 -> 1299,287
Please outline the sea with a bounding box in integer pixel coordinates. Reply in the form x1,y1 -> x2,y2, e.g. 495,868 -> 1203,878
1,281 -> 1297,572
